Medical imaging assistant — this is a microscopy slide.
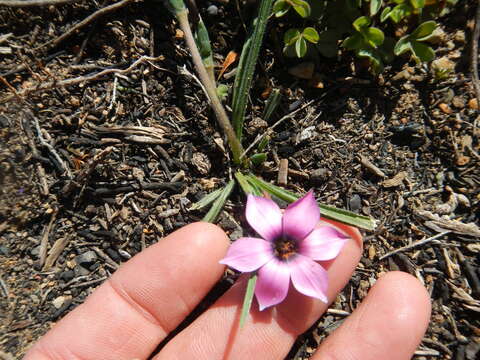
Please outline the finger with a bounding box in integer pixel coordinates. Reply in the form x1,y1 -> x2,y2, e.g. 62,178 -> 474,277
155,225 -> 363,360
25,222 -> 229,360
312,271 -> 431,360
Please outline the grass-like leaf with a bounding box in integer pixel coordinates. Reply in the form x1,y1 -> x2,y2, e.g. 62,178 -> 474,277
239,274 -> 257,328
231,0 -> 274,140
262,88 -> 281,122
246,175 -> 376,230
190,187 -> 223,211
194,17 -> 215,84
202,180 -> 235,222
235,172 -> 262,196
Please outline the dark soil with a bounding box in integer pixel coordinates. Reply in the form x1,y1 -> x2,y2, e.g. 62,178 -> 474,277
0,1 -> 479,359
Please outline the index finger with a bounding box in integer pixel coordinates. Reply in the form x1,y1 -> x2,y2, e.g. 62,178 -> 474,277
25,222 -> 229,360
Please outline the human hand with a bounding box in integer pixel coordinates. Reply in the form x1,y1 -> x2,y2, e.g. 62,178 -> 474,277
25,222 -> 431,360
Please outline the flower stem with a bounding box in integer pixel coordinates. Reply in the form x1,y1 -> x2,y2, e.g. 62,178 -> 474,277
176,9 -> 244,165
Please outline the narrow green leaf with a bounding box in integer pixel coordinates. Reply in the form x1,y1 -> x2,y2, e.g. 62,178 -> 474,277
194,17 -> 215,84
246,175 -> 376,230
302,27 -> 320,43
353,16 -> 371,32
190,187 -> 223,211
410,21 -> 437,41
202,180 -> 235,222
239,274 -> 257,328
262,88 -> 281,122
370,0 -> 383,16
273,0 -> 290,17
232,0 -> 274,140
250,153 -> 267,165
235,172 -> 262,196
257,135 -> 270,152
163,0 -> 185,13
295,37 -> 308,57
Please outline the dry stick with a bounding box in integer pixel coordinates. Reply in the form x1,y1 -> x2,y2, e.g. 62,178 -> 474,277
2,56 -> 163,103
176,9 -> 244,164
38,210 -> 58,268
379,231 -> 450,260
472,0 -> 480,135
0,0 -> 79,6
35,0 -> 142,50
43,235 -> 73,271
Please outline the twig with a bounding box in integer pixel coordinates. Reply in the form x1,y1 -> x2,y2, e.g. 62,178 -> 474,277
36,0 -> 141,50
93,181 -> 183,196
2,56 -> 163,103
379,231 -> 450,260
38,209 -> 58,269
472,0 -> 480,135
43,235 -> 73,271
240,100 -> 315,160
29,112 -> 72,177
0,0 -> 79,6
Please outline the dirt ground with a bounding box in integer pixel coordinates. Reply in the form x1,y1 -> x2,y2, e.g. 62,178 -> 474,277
0,0 -> 479,359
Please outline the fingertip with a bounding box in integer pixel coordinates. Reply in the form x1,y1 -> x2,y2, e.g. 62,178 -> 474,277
181,221 -> 230,252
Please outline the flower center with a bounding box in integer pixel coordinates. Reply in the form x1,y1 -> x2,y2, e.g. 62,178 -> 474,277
273,236 -> 298,260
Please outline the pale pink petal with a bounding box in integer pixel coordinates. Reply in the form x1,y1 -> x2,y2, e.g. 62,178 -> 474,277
255,258 -> 291,311
299,226 -> 348,261
283,191 -> 320,241
246,194 -> 283,241
290,255 -> 328,303
219,237 -> 273,272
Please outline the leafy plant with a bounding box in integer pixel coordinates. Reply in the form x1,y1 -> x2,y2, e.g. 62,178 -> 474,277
273,0 -> 311,18
283,27 -> 320,57
394,20 -> 437,63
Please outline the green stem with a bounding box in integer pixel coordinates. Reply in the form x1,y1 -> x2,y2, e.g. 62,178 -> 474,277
176,9 -> 244,164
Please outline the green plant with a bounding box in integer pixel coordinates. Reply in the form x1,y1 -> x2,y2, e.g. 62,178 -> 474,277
275,0 -> 454,74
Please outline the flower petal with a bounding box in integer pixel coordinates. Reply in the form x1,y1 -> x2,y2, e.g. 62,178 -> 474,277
219,237 -> 273,272
283,191 -> 320,240
255,258 -> 291,311
299,226 -> 348,261
246,194 -> 283,241
290,255 -> 328,303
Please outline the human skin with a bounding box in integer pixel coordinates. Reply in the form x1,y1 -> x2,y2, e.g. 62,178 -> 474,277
25,222 -> 431,360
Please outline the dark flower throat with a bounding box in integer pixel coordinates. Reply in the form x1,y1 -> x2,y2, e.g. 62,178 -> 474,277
273,236 -> 298,260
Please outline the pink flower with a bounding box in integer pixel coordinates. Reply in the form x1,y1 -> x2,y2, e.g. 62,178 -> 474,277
220,191 -> 348,310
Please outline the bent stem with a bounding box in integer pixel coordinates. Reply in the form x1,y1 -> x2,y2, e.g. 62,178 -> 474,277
176,9 -> 244,164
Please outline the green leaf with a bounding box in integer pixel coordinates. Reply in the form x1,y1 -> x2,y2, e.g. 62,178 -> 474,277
216,84 -> 229,101
393,35 -> 412,55
235,172 -> 262,196
342,33 -> 365,50
410,41 -> 435,62
295,37 -> 308,57
290,0 -> 311,17
273,0 -> 290,17
246,175 -> 376,230
364,27 -> 385,47
284,28 -> 301,45
202,180 -> 235,222
163,0 -> 185,13
239,274 -> 257,328
190,187 -> 223,211
232,0 -> 274,140
357,48 -> 384,73
302,27 -> 320,43
388,3 -> 411,23
380,6 -> 391,22
262,88 -> 281,122
257,135 -> 270,152
250,153 -> 267,165
370,0 -> 383,16
410,0 -> 425,9
353,16 -> 371,32
410,21 -> 437,41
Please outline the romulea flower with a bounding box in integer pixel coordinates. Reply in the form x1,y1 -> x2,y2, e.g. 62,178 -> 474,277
220,191 -> 348,310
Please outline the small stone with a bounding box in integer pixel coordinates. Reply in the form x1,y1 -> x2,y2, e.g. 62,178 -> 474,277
191,152 -> 211,175
368,245 -> 376,260
207,4 -> 218,16
74,265 -> 90,277
52,296 -> 67,309
454,30 -> 466,43
349,194 -> 361,212
452,96 -> 465,109
456,155 -> 470,166
75,250 -> 97,266
439,103 -> 453,114
30,245 -> 41,258
59,270 -> 75,282
310,168 -> 331,184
